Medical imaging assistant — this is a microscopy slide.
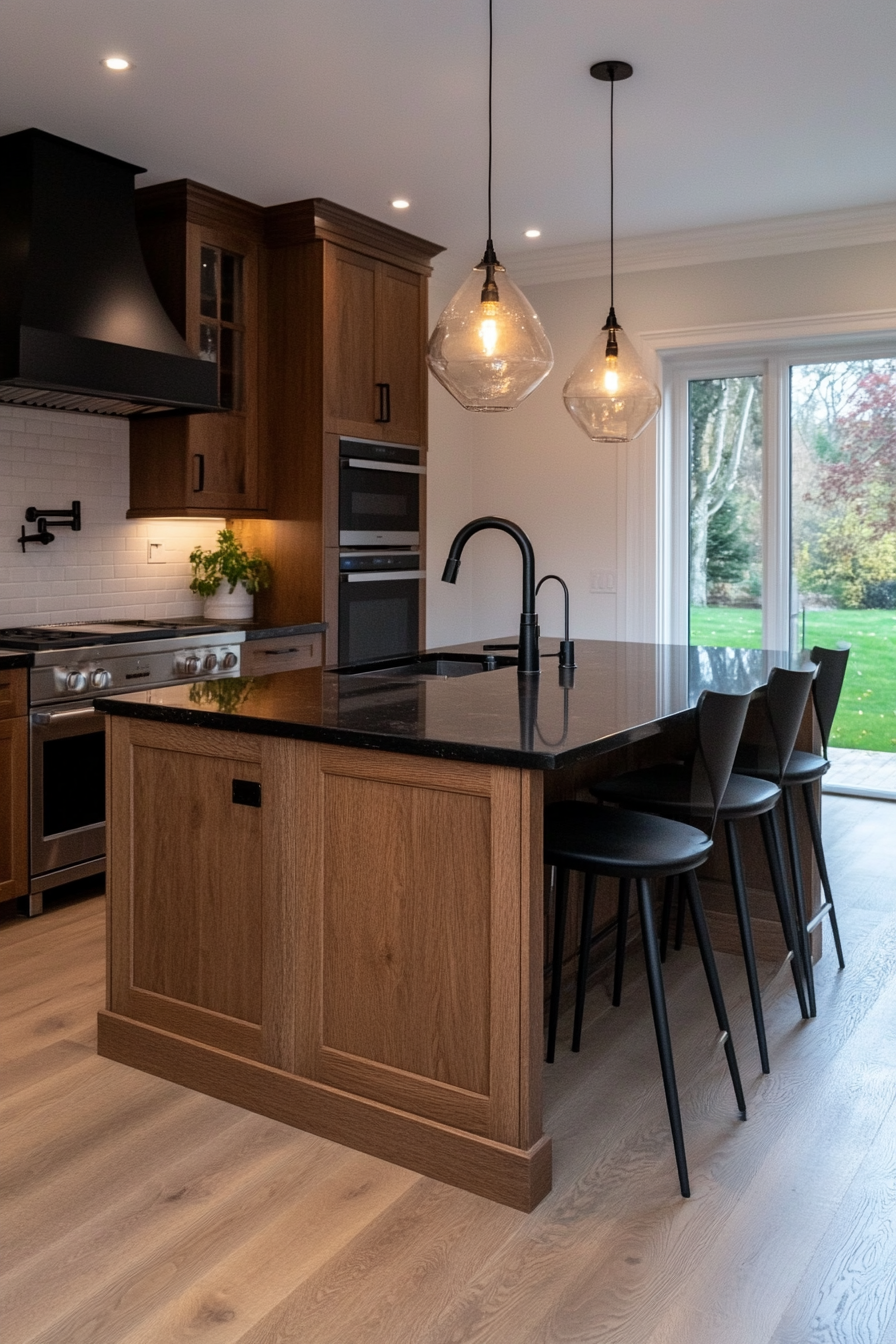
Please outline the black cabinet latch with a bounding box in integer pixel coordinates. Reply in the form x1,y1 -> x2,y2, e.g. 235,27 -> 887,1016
232,779 -> 262,807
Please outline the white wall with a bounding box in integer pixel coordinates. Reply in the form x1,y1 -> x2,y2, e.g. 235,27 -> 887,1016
0,406 -> 220,626
425,237 -> 896,645
424,272 -> 475,648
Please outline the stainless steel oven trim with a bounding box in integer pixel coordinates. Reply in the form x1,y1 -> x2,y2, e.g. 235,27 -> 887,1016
30,700 -> 106,878
339,530 -> 420,546
343,571 -> 426,583
344,458 -> 426,475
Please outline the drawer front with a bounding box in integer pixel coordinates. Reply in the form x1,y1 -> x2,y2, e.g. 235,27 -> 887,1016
241,633 -> 322,677
0,668 -> 28,720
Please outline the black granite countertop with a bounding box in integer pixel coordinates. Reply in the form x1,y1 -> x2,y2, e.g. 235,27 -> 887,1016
181,620 -> 327,641
95,637 -> 795,770
0,650 -> 32,670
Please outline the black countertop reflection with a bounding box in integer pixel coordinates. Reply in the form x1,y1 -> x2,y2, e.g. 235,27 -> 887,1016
95,638 -> 795,770
0,650 -> 32,670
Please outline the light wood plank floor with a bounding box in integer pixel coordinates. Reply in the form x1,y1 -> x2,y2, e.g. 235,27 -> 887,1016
2,795 -> 894,1343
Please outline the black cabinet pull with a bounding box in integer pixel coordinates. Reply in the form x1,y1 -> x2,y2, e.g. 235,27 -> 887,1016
232,779 -> 261,807
193,453 -> 205,492
375,382 -> 391,424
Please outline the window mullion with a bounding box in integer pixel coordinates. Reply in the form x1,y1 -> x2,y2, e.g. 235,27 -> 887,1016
762,355 -> 791,654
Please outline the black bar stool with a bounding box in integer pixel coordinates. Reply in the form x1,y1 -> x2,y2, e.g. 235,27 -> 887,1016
733,646 -> 849,1016
590,667 -> 816,1072
544,689 -> 751,1199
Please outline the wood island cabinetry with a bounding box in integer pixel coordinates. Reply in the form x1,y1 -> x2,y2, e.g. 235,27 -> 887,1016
0,666 -> 29,901
129,181 -> 266,518
100,713 -> 547,1210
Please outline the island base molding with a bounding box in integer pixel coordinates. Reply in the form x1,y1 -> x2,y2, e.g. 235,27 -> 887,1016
97,1010 -> 552,1211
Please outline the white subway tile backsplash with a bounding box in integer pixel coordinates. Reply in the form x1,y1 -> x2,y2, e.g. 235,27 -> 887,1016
0,406 -> 222,625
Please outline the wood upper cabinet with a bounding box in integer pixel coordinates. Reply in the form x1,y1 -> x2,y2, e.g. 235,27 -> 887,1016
324,245 -> 428,446
0,668 -> 29,902
129,182 -> 266,518
240,201 -> 442,639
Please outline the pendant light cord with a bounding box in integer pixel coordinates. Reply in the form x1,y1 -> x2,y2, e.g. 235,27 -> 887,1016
487,0 -> 493,247
609,66 -> 615,311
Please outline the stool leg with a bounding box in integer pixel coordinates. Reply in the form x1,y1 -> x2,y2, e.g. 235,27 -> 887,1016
781,789 -> 817,1017
546,866 -> 570,1064
759,810 -> 811,1020
683,870 -> 747,1119
635,877 -> 690,1198
572,873 -> 597,1052
659,876 -> 675,962
612,878 -> 630,1007
725,820 -> 771,1074
803,782 -> 845,970
674,880 -> 687,951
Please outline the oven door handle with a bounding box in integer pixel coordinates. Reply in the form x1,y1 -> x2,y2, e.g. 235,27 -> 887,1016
344,458 -> 425,475
32,706 -> 99,725
343,570 -> 426,583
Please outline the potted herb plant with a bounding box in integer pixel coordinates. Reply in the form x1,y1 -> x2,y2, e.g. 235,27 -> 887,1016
189,528 -> 271,620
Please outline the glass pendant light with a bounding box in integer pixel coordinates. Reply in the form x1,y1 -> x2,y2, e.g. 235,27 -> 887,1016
426,0 -> 553,412
563,61 -> 661,443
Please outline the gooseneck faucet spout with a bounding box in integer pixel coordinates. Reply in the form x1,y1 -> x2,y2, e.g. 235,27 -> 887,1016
441,516 -> 540,673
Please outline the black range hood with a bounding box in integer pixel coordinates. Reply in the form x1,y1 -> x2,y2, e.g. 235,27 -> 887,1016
0,128 -> 219,417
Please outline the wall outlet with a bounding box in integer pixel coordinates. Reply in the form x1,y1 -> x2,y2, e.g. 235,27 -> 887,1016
590,569 -> 616,593
147,540 -> 165,564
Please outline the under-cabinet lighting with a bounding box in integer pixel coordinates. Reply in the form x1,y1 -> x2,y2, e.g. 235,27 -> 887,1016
102,57 -> 132,71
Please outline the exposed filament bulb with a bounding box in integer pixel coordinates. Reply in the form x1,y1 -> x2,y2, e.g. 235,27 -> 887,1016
604,356 -> 619,393
479,302 -> 500,358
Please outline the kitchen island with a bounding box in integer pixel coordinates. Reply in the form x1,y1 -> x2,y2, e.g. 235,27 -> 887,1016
95,639 -> 821,1211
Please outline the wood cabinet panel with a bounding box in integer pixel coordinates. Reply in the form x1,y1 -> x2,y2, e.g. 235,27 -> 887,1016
376,262 -> 427,445
240,632 -> 322,677
298,745 -> 528,1144
325,246 -> 378,436
0,667 -> 27,720
130,742 -> 263,1025
0,714 -> 28,901
321,772 -> 492,1094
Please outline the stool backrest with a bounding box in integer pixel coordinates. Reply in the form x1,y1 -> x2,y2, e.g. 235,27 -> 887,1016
691,689 -> 752,833
809,644 -> 850,758
756,667 -> 816,783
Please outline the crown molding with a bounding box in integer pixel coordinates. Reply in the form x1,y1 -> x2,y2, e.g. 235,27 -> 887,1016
501,202 -> 896,287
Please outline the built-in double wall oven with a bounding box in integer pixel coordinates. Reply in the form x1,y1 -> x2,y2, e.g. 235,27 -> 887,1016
338,437 -> 425,664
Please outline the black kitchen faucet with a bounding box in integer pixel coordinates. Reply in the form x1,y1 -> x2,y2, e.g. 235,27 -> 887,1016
441,516 -> 540,674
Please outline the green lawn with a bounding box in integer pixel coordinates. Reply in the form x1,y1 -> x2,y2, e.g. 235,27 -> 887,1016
689,606 -> 896,753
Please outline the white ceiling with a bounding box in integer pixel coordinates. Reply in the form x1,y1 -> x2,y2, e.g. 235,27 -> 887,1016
2,0 -> 895,270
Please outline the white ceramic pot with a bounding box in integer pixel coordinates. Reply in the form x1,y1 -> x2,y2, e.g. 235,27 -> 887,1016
203,580 -> 254,621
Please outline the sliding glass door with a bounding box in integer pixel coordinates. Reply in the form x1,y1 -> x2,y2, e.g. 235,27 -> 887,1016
675,349 -> 895,770
791,359 -> 896,759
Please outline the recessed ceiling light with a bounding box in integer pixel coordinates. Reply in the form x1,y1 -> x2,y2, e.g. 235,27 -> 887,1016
102,57 -> 131,71
391,199 -> 410,210
524,229 -> 541,239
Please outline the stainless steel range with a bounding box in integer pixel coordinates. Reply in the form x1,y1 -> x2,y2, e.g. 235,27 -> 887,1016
0,620 -> 244,914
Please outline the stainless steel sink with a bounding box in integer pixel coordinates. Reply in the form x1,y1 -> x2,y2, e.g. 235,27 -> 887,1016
336,652 -> 516,680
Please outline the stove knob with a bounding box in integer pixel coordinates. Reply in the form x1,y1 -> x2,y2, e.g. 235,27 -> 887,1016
203,653 -> 218,672
66,671 -> 88,692
182,654 -> 202,677
91,668 -> 112,689
221,651 -> 238,670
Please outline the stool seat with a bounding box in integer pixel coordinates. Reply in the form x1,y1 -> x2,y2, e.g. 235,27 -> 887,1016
594,765 -> 781,822
544,800 -> 711,879
735,745 -> 830,786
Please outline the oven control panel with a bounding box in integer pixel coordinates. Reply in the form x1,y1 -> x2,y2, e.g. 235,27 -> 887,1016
30,633 -> 244,705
